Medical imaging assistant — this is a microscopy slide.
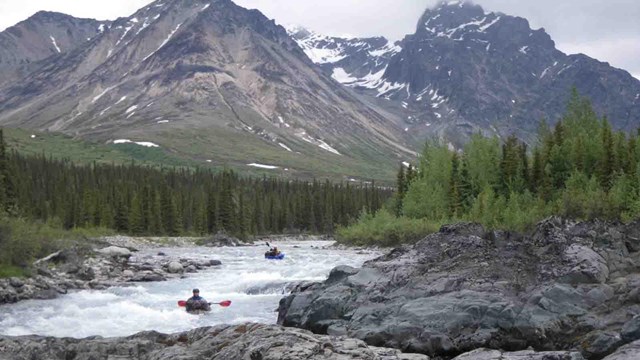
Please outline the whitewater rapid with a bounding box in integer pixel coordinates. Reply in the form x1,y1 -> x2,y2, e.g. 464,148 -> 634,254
0,240 -> 379,338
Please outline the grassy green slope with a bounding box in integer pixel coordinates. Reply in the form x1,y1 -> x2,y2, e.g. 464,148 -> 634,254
4,127 -> 401,183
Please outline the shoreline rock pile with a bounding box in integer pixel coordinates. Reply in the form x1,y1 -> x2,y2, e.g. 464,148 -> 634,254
0,237 -> 226,305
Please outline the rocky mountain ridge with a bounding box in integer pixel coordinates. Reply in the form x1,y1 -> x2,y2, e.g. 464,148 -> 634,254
292,0 -> 640,145
0,11 -> 109,83
0,0 -> 413,181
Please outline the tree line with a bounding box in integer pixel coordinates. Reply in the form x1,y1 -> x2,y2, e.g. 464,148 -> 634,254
0,129 -> 390,238
340,89 -> 640,245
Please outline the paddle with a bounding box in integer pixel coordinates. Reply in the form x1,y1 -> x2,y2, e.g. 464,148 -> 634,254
178,300 -> 232,307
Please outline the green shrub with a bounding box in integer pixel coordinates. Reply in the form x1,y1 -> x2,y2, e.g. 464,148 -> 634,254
0,218 -> 114,277
0,264 -> 29,278
336,209 -> 441,247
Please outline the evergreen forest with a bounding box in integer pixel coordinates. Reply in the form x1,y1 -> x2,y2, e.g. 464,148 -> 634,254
338,90 -> 640,246
0,131 -> 390,273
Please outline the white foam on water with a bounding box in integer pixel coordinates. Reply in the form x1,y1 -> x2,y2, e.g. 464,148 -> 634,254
0,241 -> 379,338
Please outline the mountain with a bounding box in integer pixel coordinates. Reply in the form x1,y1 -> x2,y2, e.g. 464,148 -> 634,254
0,0 -> 414,181
287,26 -> 401,89
292,0 -> 640,145
0,11 -> 109,83
2,0 -> 639,180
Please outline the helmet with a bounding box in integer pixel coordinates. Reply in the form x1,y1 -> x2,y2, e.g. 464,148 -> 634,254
193,288 -> 200,293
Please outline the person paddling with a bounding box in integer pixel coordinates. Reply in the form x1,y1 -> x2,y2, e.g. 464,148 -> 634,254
186,289 -> 211,313
265,242 -> 281,257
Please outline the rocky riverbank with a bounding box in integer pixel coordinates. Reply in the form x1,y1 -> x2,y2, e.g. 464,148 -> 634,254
0,322 -> 603,360
278,217 -> 640,359
0,234 -> 242,305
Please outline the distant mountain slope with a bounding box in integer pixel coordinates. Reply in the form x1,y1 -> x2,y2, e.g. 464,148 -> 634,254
0,0 -> 415,182
0,11 -> 109,83
292,0 -> 640,145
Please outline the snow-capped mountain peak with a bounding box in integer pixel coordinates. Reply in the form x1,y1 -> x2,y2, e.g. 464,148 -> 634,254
288,25 -> 401,91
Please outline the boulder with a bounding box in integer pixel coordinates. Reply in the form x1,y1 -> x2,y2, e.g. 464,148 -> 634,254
96,246 -> 131,259
166,261 -> 184,274
621,316 -> 640,343
602,340 -> 640,360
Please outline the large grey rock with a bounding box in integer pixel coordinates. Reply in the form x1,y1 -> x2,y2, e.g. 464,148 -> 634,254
621,316 -> 640,343
453,349 -> 585,360
278,218 -> 640,358
166,261 -> 184,274
97,246 -> 132,259
562,244 -> 609,284
580,331 -> 622,359
602,340 -> 640,360
0,324 -> 430,360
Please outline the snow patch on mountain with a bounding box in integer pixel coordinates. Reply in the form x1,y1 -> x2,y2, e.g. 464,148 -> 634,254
92,86 -> 116,103
248,163 -> 279,169
113,139 -> 159,147
296,131 -> 341,155
331,68 -> 357,84
49,36 -> 61,53
143,23 -> 182,61
279,143 -> 293,152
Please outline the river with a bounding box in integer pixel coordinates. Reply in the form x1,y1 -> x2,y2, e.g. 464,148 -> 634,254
0,240 -> 379,338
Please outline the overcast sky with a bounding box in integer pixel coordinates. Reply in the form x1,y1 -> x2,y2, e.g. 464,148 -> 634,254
0,0 -> 638,79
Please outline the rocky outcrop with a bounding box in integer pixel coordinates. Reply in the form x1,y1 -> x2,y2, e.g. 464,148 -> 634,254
0,245 -> 222,305
452,349 -> 584,360
0,323 -> 429,360
278,217 -> 640,359
0,323 -> 590,360
603,340 -> 640,360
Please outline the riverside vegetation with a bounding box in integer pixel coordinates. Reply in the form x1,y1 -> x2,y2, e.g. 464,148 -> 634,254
0,129 -> 390,277
338,90 -> 640,246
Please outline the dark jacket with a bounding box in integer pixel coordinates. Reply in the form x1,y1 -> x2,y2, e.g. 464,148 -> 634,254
186,296 -> 210,312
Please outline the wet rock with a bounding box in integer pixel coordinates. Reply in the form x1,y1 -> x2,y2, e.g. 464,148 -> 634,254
209,259 -> 222,266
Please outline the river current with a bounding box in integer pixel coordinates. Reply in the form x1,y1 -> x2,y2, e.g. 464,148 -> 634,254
0,240 -> 378,338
